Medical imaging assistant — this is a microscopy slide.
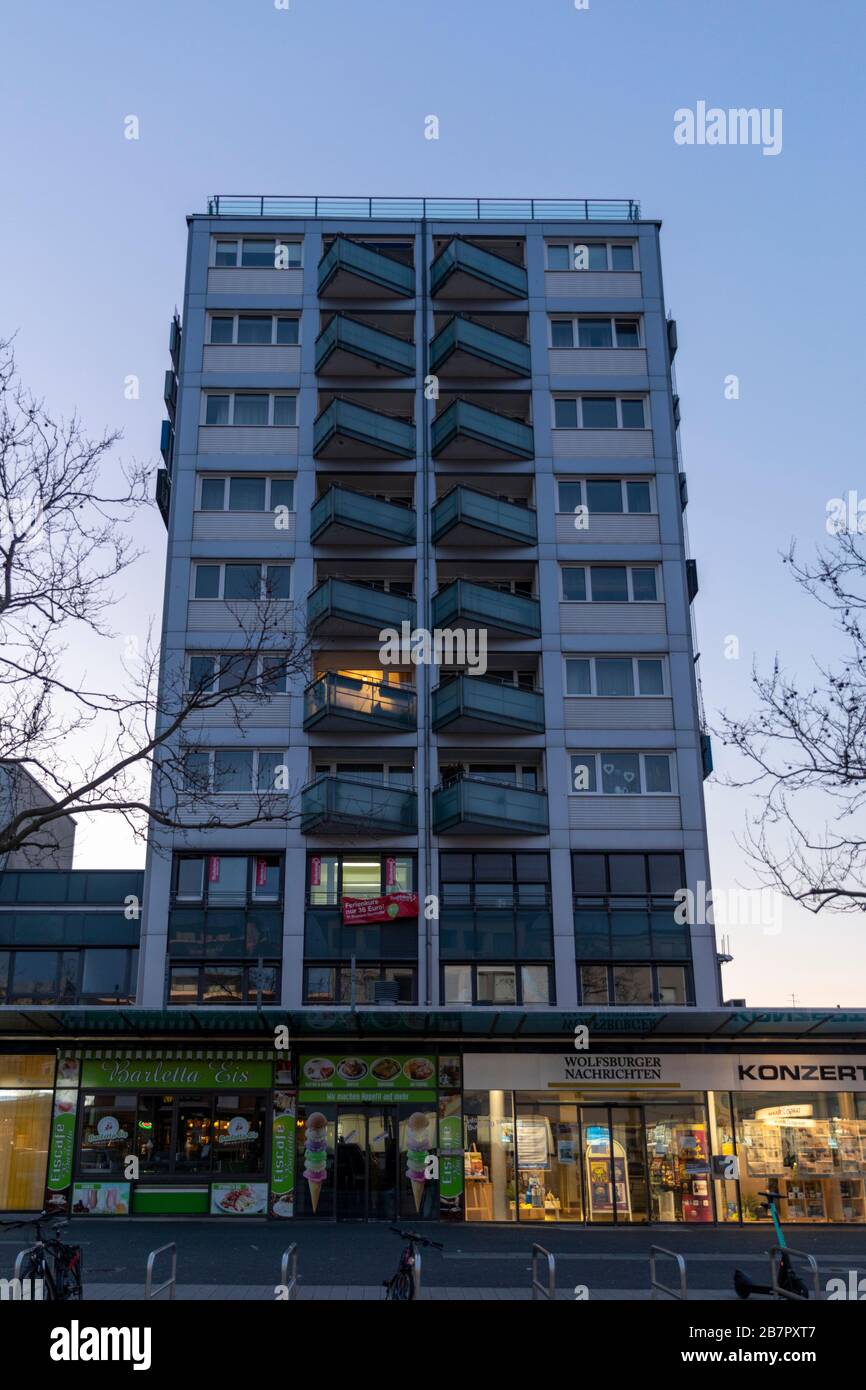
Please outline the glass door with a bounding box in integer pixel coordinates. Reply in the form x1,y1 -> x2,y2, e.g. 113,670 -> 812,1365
335,1111 -> 367,1220
581,1106 -> 649,1224
367,1110 -> 398,1221
611,1106 -> 649,1224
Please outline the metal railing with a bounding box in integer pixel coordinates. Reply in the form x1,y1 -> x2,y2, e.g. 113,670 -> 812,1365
531,1244 -> 556,1300
279,1244 -> 299,1300
207,196 -> 641,222
650,1245 -> 688,1300
145,1242 -> 177,1300
770,1246 -> 821,1301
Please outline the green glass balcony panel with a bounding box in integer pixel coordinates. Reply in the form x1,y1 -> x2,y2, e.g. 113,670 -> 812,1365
318,235 -> 415,298
304,672 -> 417,731
431,486 -> 537,546
315,314 -> 415,376
431,400 -> 534,461
432,675 -> 544,733
432,579 -> 540,637
311,486 -> 416,546
300,774 -> 418,834
313,398 -> 416,459
430,317 -> 531,378
307,578 -> 416,635
432,776 -> 548,835
430,239 -> 528,299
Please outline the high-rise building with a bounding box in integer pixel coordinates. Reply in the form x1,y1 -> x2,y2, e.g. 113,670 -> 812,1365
142,194 -> 719,1017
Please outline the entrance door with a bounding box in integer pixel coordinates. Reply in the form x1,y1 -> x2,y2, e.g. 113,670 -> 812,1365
581,1106 -> 649,1224
335,1110 -> 399,1221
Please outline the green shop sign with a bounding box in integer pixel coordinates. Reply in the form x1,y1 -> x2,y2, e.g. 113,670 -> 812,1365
47,1092 -> 78,1192
80,1058 -> 274,1090
299,1053 -> 437,1100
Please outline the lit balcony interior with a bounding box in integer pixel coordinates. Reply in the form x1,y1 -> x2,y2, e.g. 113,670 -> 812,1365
304,662 -> 416,732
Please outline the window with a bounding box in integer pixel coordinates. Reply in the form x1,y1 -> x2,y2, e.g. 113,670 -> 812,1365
186,652 -> 291,697
192,562 -> 292,601
572,852 -> 685,898
550,316 -> 644,350
213,238 -> 302,268
307,854 -> 416,906
182,750 -> 287,795
546,241 -> 636,272
202,393 -> 297,427
557,478 -> 651,514
564,656 -> 666,697
209,315 -> 300,346
303,963 -> 417,1005
570,752 -> 675,795
197,477 -> 295,513
560,565 -> 659,603
578,964 -> 692,1007
439,852 -> 549,908
442,962 -> 553,1006
312,761 -> 415,788
553,397 -> 647,429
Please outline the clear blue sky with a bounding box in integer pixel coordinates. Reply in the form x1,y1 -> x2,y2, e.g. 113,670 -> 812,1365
3,0 -> 865,1004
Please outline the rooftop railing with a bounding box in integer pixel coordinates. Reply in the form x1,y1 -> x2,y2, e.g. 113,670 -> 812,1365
206,196 -> 641,221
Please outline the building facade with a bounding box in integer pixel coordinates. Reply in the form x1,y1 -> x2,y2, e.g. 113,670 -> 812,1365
2,198 -> 865,1228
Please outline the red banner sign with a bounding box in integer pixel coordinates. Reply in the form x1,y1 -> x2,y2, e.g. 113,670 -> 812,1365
208,856 -> 221,883
310,856 -> 321,887
385,856 -> 396,887
341,892 -> 419,925
255,858 -> 268,888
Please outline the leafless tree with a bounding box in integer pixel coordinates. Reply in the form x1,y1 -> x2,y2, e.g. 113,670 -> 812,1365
715,529 -> 866,913
0,338 -> 310,864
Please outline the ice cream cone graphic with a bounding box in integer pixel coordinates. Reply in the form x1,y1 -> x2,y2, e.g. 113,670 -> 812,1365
405,1112 -> 430,1213
303,1111 -> 329,1213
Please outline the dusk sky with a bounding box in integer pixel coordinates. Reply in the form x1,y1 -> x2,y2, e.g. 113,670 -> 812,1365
3,0 -> 864,1005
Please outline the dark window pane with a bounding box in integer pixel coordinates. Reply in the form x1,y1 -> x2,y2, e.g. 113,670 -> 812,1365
210,317 -> 233,344
237,316 -> 272,344
515,854 -> 549,882
169,966 -> 199,1004
557,481 -> 582,512
610,245 -> 634,270
590,567 -> 628,602
475,854 -> 513,880
270,479 -> 294,511
199,478 -> 225,511
554,398 -> 578,429
214,242 -> 237,266
194,565 -> 220,598
228,477 -> 267,510
241,240 -> 276,267
202,966 -> 244,1003
440,854 -> 473,880
586,480 -> 623,513
547,245 -> 570,270
595,658 -> 634,697
233,395 -> 268,426
648,855 -> 684,895
223,564 -> 260,600
581,398 -> 617,429
608,855 -> 647,894
572,854 -> 607,894
81,949 -> 129,999
656,965 -> 688,1004
615,318 -> 640,347
10,951 -> 59,1002
621,399 -> 645,428
613,965 -> 653,1004
562,568 -> 587,601
550,320 -> 573,347
580,965 -> 609,1004
205,396 -> 229,425
565,659 -> 591,695
574,911 -> 610,958
276,318 -> 299,344
610,911 -> 651,959
587,244 -> 608,270
265,566 -> 291,599
212,1093 -> 266,1172
650,911 -> 690,959
176,858 -> 205,899
305,966 -> 335,1002
637,659 -> 664,695
631,568 -> 657,601
626,480 -> 651,512
273,397 -> 297,426
578,319 -> 613,348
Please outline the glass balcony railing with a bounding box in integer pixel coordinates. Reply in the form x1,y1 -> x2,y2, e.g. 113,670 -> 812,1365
431,486 -> 537,546
311,486 -> 416,545
432,775 -> 548,835
304,673 -> 416,731
431,400 -> 534,460
315,314 -> 416,376
430,316 -> 531,378
318,235 -> 415,298
432,676 -> 544,732
432,580 -> 540,637
307,578 -> 416,634
313,398 -> 416,459
430,239 -> 528,299
301,774 -> 418,833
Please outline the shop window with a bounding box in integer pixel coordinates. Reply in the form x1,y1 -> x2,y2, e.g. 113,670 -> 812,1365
463,1091 -> 516,1222
78,1093 -> 137,1176
734,1091 -> 866,1224
0,1057 -> 53,1212
646,1105 -> 713,1223
134,1094 -> 268,1177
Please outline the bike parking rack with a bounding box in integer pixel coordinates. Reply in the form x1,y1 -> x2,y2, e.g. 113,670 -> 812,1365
650,1246 -> 688,1300
145,1242 -> 177,1300
769,1246 -> 821,1301
279,1244 -> 300,1300
531,1244 -> 556,1300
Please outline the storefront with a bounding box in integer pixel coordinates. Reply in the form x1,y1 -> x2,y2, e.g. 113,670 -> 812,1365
2,1011 -> 866,1225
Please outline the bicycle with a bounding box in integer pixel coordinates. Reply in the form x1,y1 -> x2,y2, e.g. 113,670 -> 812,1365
1,1211 -> 83,1301
383,1226 -> 443,1301
733,1190 -> 809,1300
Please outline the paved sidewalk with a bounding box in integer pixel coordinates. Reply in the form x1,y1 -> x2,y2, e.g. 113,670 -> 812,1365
84,1282 -> 735,1301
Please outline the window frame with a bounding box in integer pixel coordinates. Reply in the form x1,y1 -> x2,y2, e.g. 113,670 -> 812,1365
185,652 -> 292,697
544,240 -> 639,272
191,561 -> 293,602
201,392 -> 298,428
211,237 -> 303,269
560,564 -> 661,603
195,475 -> 296,513
555,477 -> 655,515
171,853 -> 283,906
552,395 -> 648,430
548,315 -> 643,349
207,313 -> 301,346
578,962 -> 693,1007
563,655 -> 668,698
181,748 -> 289,795
440,961 -> 555,1007
569,750 -> 677,796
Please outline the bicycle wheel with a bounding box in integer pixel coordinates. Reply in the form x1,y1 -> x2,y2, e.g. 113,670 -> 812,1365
385,1270 -> 413,1302
56,1251 -> 83,1301
18,1252 -> 50,1300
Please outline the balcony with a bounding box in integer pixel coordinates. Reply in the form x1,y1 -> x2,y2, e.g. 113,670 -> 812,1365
313,398 -> 416,460
432,580 -> 540,638
431,400 -> 533,461
301,774 -> 418,834
304,673 -> 417,732
430,316 -> 530,379
315,315 -> 415,377
432,775 -> 548,835
432,487 -> 536,547
318,236 -> 415,298
311,486 -> 416,547
432,676 -> 544,733
430,239 -> 528,299
307,578 -> 416,636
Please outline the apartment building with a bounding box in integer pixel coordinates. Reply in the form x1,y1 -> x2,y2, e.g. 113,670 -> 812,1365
4,199 -> 865,1227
